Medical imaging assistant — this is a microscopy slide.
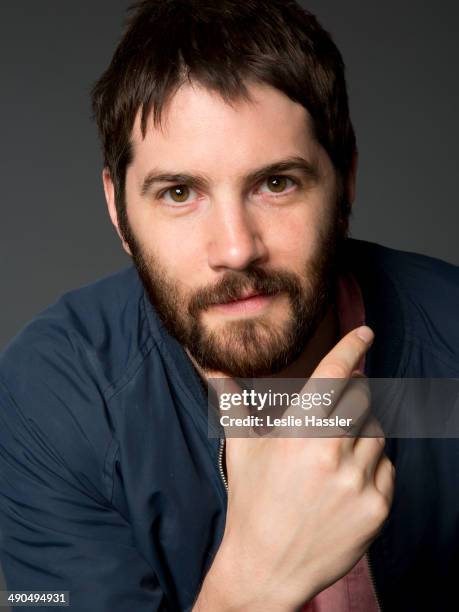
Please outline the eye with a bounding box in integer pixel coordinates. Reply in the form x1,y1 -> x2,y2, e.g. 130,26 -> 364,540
257,176 -> 297,195
161,184 -> 197,205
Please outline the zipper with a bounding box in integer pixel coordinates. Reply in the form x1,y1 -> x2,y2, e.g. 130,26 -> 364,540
366,550 -> 383,611
218,437 -> 228,491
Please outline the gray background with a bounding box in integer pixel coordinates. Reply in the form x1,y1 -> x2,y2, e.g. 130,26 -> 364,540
1,1 -> 458,352
0,0 -> 458,596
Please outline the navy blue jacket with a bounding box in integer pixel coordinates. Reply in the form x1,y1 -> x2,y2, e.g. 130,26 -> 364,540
0,238 -> 458,611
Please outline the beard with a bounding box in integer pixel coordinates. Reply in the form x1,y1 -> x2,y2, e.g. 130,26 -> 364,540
120,198 -> 347,378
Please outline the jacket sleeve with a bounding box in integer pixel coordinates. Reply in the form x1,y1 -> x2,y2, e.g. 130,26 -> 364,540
0,373 -> 169,612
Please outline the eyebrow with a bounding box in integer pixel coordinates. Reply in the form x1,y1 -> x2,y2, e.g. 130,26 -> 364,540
140,156 -> 320,197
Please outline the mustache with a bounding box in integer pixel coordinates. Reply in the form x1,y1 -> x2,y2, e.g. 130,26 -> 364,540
187,266 -> 303,316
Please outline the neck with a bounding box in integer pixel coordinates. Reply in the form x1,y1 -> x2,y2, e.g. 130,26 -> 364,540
186,303 -> 339,386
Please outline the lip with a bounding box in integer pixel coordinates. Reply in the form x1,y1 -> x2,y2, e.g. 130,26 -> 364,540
209,292 -> 275,315
237,289 -> 261,300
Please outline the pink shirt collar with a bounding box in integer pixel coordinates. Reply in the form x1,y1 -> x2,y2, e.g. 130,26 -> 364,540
301,271 -> 379,612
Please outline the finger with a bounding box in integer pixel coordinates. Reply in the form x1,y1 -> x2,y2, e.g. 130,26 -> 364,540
312,325 -> 374,379
357,414 -> 385,439
326,374 -> 372,445
331,374 -> 371,430
281,371 -> 372,440
374,454 -> 396,504
234,326 -> 374,439
300,326 -> 375,419
352,417 -> 386,477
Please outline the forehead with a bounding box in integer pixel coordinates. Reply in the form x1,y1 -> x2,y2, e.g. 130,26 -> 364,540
129,81 -> 324,180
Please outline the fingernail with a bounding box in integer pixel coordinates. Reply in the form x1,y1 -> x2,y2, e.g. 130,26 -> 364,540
356,326 -> 374,344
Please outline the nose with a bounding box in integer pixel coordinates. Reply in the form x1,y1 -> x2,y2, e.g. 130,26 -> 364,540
206,199 -> 268,271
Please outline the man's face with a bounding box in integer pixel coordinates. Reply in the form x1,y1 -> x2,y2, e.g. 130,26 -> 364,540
106,81 -> 349,377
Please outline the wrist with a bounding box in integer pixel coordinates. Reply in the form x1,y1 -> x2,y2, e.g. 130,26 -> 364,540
193,540 -> 303,612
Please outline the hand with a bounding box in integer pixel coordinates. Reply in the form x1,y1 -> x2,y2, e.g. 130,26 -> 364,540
198,326 -> 394,611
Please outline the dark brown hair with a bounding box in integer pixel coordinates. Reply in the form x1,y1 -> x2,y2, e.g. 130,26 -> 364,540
91,0 -> 356,235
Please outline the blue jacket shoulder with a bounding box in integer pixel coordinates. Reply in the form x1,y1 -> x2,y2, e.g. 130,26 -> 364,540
0,266 -> 150,497
348,239 -> 459,369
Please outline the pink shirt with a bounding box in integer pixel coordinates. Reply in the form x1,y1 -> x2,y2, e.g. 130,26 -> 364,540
301,271 -> 380,612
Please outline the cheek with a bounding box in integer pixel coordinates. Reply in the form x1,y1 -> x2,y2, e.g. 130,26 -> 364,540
149,225 -> 209,294
263,204 -> 326,269
124,207 -> 204,290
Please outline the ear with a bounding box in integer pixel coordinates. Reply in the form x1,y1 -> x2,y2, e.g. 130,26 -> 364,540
345,149 -> 359,206
102,168 -> 132,256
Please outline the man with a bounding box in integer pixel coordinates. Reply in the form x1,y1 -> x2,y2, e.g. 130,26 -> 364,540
0,1 -> 458,610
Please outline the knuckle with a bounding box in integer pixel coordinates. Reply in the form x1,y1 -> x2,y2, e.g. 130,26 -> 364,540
347,377 -> 371,406
321,361 -> 348,379
363,418 -> 385,439
368,492 -> 391,524
355,381 -> 371,406
385,456 -> 396,478
315,447 -> 341,473
366,434 -> 385,450
339,464 -> 365,493
380,454 -> 394,472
